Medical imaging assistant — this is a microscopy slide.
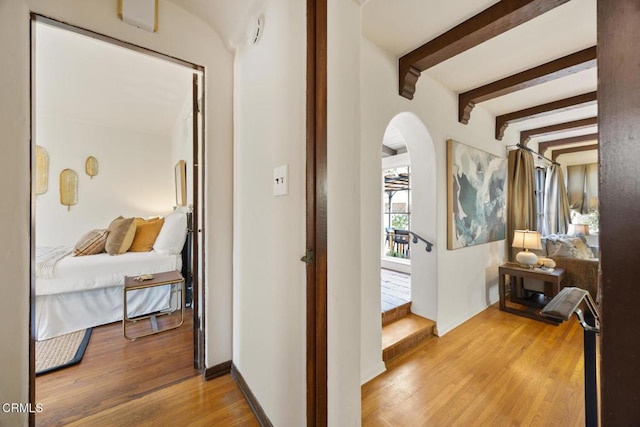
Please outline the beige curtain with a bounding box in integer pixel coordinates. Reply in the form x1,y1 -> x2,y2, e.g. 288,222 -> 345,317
585,163 -> 598,212
542,164 -> 571,235
507,149 -> 537,260
567,163 -> 599,214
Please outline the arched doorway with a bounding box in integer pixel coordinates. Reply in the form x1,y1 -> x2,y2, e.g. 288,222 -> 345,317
380,112 -> 437,323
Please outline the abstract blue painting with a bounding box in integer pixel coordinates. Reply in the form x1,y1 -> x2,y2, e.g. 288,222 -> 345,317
447,140 -> 506,249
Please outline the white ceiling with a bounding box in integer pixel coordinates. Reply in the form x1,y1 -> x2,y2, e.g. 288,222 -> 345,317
364,0 -> 598,149
168,0 -> 259,50
35,21 -> 193,135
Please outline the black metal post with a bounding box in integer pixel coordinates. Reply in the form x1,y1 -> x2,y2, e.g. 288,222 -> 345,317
583,310 -> 598,427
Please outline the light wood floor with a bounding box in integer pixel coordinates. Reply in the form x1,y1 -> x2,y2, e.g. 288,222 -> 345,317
36,304 -> 588,426
35,309 -> 255,426
363,303 -> 587,426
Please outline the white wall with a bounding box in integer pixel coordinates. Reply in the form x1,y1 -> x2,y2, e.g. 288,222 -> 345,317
553,149 -> 598,167
360,37 -> 518,383
0,2 -> 31,425
328,0 -> 363,424
233,0 -> 306,425
0,2 -> 233,423
171,92 -> 195,206
35,117 -> 175,246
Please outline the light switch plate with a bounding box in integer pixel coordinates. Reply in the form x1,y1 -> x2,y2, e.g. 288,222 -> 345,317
273,164 -> 288,196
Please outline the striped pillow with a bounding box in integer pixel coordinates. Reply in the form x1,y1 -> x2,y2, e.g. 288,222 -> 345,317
74,229 -> 108,256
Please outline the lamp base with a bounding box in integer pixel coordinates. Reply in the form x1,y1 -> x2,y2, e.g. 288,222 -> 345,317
516,250 -> 538,268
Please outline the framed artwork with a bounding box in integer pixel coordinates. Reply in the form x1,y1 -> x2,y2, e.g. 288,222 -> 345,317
447,139 -> 506,249
174,160 -> 187,206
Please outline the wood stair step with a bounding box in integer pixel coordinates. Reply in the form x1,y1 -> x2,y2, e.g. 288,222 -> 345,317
381,301 -> 412,326
382,313 -> 436,364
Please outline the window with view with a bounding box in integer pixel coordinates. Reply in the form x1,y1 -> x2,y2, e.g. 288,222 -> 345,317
383,166 -> 411,259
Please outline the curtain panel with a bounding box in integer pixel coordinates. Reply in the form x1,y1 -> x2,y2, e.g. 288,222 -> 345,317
507,149 -> 537,260
542,164 -> 571,235
567,163 -> 599,214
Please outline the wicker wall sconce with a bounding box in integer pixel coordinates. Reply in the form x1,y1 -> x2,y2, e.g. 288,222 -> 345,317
35,145 -> 49,195
60,169 -> 78,211
85,156 -> 98,179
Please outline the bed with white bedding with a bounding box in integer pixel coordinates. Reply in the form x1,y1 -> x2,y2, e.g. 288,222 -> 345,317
35,250 -> 182,340
35,211 -> 190,341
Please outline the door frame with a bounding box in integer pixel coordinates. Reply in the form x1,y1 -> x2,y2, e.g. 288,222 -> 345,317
28,14 -> 206,425
306,0 -> 328,425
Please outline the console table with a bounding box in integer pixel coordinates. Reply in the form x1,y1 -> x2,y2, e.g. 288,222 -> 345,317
123,270 -> 185,340
499,262 -> 566,324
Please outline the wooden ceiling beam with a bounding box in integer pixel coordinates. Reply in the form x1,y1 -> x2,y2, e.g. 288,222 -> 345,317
551,144 -> 599,161
520,117 -> 598,145
459,47 -> 597,124
538,133 -> 599,155
495,91 -> 597,140
399,0 -> 570,100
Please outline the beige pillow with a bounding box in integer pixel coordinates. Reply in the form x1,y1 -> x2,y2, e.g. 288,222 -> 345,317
129,217 -> 165,252
74,229 -> 108,256
105,216 -> 136,255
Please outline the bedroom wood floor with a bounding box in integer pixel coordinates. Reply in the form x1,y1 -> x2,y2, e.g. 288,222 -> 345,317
35,309 -> 256,426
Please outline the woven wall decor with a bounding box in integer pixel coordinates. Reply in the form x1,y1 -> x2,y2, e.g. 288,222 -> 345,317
35,145 -> 49,195
60,169 -> 78,211
85,156 -> 98,179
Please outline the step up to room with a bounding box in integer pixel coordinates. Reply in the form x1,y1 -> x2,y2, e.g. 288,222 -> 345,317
381,301 -> 412,326
382,313 -> 436,364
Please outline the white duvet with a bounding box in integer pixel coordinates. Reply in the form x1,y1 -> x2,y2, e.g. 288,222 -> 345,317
36,250 -> 182,296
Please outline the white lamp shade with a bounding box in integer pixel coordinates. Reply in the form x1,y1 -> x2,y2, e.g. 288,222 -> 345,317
512,230 -> 542,250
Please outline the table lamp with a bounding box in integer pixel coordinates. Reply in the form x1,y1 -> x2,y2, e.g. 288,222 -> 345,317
512,229 -> 542,268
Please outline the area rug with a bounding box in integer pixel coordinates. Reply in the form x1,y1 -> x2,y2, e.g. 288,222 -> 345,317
36,329 -> 92,376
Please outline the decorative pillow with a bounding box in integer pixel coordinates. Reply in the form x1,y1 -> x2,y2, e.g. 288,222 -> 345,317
74,229 -> 108,256
547,238 -> 579,258
559,235 -> 594,259
129,217 -> 165,252
153,212 -> 188,255
105,216 -> 137,255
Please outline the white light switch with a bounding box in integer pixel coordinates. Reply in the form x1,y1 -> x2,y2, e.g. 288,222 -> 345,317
273,164 -> 288,196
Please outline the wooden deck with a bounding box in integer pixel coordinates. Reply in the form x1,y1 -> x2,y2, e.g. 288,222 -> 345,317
381,268 -> 411,312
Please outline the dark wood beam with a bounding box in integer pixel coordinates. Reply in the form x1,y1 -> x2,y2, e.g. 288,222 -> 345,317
495,91 -> 597,140
538,133 -> 598,155
382,145 -> 397,157
399,0 -> 570,100
599,1 -> 640,423
459,47 -> 597,123
520,117 -> 598,145
551,144 -> 598,161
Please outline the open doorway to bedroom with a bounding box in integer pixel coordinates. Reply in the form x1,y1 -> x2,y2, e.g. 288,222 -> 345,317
30,16 -> 205,425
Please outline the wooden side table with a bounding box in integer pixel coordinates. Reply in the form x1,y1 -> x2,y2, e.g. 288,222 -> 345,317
123,270 -> 185,340
498,262 -> 566,324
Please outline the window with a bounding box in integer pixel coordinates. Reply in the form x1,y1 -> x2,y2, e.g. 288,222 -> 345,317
383,166 -> 411,259
534,167 -> 546,232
